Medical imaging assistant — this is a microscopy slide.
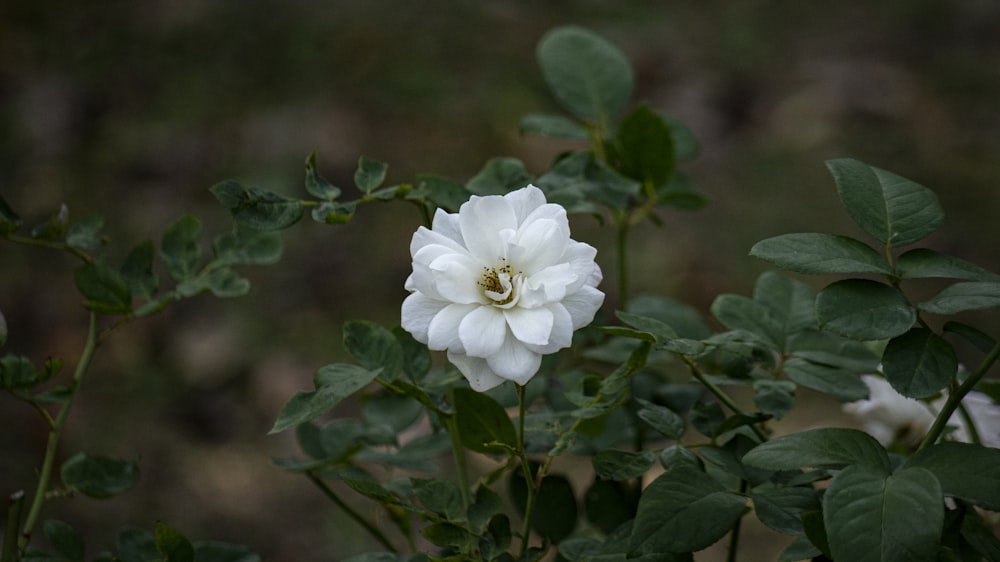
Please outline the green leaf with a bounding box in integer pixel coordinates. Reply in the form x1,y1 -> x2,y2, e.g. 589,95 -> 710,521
154,522 -> 194,562
354,156 -> 388,195
60,453 -> 140,498
753,379 -> 796,419
413,478 -> 465,521
656,172 -> 710,210
897,248 -> 1000,281
453,388 -> 517,454
65,215 -> 104,250
116,527 -> 158,562
827,158 -> 944,247
616,311 -> 678,345
206,268 -> 250,298
787,329 -> 881,373
510,471 -> 578,543
919,281 -> 1000,314
43,519 -> 84,562
269,363 -> 381,433
742,428 -> 891,472
614,104 -> 675,189
466,157 -> 533,196
752,271 -> 817,338
751,486 -> 820,535
816,279 -> 915,340
31,204 -> 68,240
636,399 -> 685,440
824,465 -> 943,562
393,327 -> 431,382
74,263 -> 132,314
304,151 -> 341,200
943,321 -> 996,354
536,25 -> 634,126
750,233 -> 892,275
161,215 -> 202,281
362,392 -> 423,433
627,295 -> 713,339
882,328 -> 957,399
783,357 -> 871,402
628,465 -> 747,555
212,228 -> 283,267
0,194 -> 22,234
210,180 -> 303,231
519,113 -> 590,140
663,115 -> 700,161
535,151 -> 639,209
311,200 -> 355,224
583,480 -> 636,535
192,541 -> 261,562
343,320 -> 404,382
468,485 -> 504,533
120,241 -> 159,299
420,523 -> 475,551
905,442 -> 1000,510
0,354 -> 39,389
710,294 -> 782,349
778,535 -> 823,562
480,514 -> 511,560
414,174 -> 469,213
592,449 -> 656,481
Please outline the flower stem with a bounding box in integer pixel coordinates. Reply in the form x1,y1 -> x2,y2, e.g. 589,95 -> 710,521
516,384 -> 537,558
444,388 -> 471,510
3,491 -> 25,562
919,341 -> 1000,450
306,471 -> 397,553
18,312 -> 100,553
685,357 -> 767,442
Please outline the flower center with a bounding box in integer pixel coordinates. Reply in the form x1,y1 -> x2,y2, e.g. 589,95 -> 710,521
478,259 -> 522,308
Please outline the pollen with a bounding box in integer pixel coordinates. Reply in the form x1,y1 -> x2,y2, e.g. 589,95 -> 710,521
478,258 -> 520,306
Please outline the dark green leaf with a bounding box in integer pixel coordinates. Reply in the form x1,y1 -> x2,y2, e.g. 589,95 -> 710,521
919,281 -> 1000,314
535,151 -> 639,209
468,485 -> 504,533
342,478 -> 414,508
60,453 -> 140,498
824,465 -> 942,562
420,523 -> 475,551
583,480 -> 635,535
310,200 -> 355,224
362,392 -> 423,433
355,156 -> 388,195
192,541 -> 261,562
510,471 -> 577,543
536,26 -> 634,125
635,399 -> 685,439
207,268 -> 250,298
31,204 -> 68,240
750,233 -> 891,275
627,295 -> 712,339
480,514 -> 511,560
882,328 -> 957,399
897,248 -> 1000,281
211,180 -> 303,231
0,354 -> 39,389
592,449 -> 655,481
778,535 -> 823,562
466,157 -> 533,196
0,194 -> 22,234
65,215 -> 104,250
751,486 -> 820,535
453,388 -> 517,454
787,329 -> 881,373
943,321 -> 997,354
615,104 -> 675,189
413,478 -> 465,521
393,327 -> 431,383
519,113 -> 590,139
269,363 -> 381,433
343,320 -> 403,382
710,294 -> 782,349
816,279 -> 915,340
628,465 -> 747,555
74,263 -> 132,314
742,428 -> 891,472
161,215 -> 203,281
663,115 -> 700,161
616,311 -> 678,345
783,357 -> 870,402
414,174 -> 469,213
120,241 -> 159,299
752,271 -> 817,338
304,151 -> 341,200
117,527 -> 157,562
905,442 -> 1000,510
212,228 -> 283,267
43,519 -> 84,562
656,172 -> 710,210
753,379 -> 796,419
155,522 -> 194,562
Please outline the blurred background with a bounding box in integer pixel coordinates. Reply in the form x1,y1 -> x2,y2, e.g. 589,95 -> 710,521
3,0 -> 1000,559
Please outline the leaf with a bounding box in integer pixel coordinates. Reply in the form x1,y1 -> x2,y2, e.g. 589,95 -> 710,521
583,480 -> 636,535
212,228 -> 283,267
192,541 -> 261,562
750,486 -> 820,535
614,104 -> 675,189
753,379 -> 796,419
354,156 -> 388,195
393,327 -> 431,382
304,151 -> 341,200
897,248 -> 1000,281
269,363 -> 381,433
536,26 -> 634,125
882,328 -> 957,399
468,485 -> 504,533
466,157 -> 533,196
43,520 -> 85,562
413,478 -> 465,521
210,180 -> 303,231
0,354 -> 40,389
343,320 -> 404,382
420,523 -> 475,551
635,399 -> 685,440
510,471 -> 578,544
750,233 -> 892,275
453,388 -> 517,454
742,428 -> 891,472
154,522 -> 194,562
0,194 -> 22,234
787,329 -> 881,373
628,465 -> 747,555
905,442 -> 1000,510
519,113 -> 590,140
161,215 -> 202,281
535,151 -> 639,210
656,172 -> 709,210
120,241 -> 159,299
710,294 -> 782,349
116,527 -> 158,562
31,204 -> 68,240
827,158 -> 944,247
592,449 -> 656,481
74,263 -> 132,314
918,281 -> 1000,314
60,453 -> 140,498
65,215 -> 104,250
752,271 -> 817,338
616,310 -> 678,345
627,295 -> 713,339
823,465 -> 943,562
783,357 -> 871,402
816,279 -> 915,340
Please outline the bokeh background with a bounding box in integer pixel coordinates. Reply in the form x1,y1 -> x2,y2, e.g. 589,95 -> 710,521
3,1 -> 1000,560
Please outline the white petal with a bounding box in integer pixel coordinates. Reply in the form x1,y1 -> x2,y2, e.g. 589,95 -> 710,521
525,304 -> 573,354
504,306 -> 553,346
519,263 -> 576,308
429,252 -> 487,304
562,240 -> 601,292
509,217 -> 569,274
409,244 -> 466,300
401,292 -> 448,344
447,352 -> 506,392
562,285 -> 605,329
460,195 -> 517,262
486,337 -> 542,384
459,306 -> 508,357
411,225 -> 466,257
427,303 -> 477,352
504,185 -> 548,224
430,207 -> 464,246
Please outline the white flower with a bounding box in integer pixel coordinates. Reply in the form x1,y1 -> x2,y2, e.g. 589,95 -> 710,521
401,185 -> 604,391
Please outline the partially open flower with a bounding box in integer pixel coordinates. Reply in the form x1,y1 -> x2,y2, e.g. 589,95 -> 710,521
401,185 -> 604,391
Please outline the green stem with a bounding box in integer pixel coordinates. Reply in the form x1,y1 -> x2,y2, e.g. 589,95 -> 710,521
306,471 -> 397,553
686,358 -> 767,442
18,312 -> 100,553
443,389 -> 471,510
516,384 -> 537,558
4,234 -> 93,264
3,492 -> 25,562
726,480 -> 748,562
919,341 -> 1000,451
956,402 -> 982,445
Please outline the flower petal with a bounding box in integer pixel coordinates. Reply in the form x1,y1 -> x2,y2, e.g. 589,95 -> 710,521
562,285 -> 605,329
401,292 -> 448,344
509,217 -> 569,274
504,306 -> 554,347
447,352 -> 506,392
562,240 -> 601,292
460,195 -> 517,262
519,263 -> 576,308
525,304 -> 573,354
430,207 -> 464,246
429,252 -> 487,304
487,337 -> 542,384
459,305 -> 508,357
411,225 -> 466,257
504,185 -> 547,224
427,302 -> 477,352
